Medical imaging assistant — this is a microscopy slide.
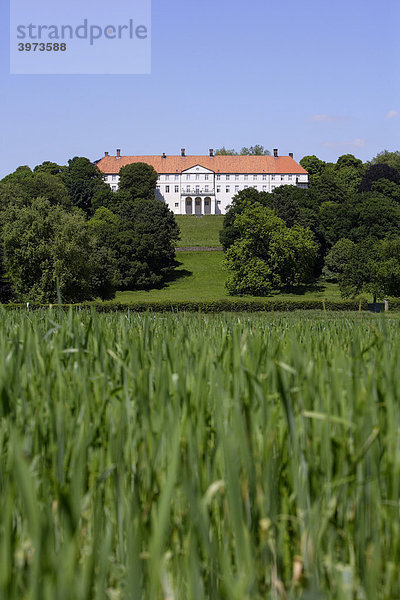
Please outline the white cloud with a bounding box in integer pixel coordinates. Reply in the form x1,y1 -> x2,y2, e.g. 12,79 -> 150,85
323,138 -> 366,150
386,109 -> 398,119
310,114 -> 347,123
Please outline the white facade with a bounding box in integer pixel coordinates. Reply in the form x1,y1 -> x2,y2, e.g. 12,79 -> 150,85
99,151 -> 309,215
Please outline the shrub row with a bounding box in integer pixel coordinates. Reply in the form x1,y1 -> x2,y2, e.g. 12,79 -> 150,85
0,298 -> 376,312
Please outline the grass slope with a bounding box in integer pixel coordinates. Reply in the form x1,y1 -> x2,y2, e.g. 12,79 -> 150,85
116,250 -> 349,304
175,215 -> 224,247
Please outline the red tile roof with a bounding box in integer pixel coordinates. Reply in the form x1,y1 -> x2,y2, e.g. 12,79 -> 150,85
96,154 -> 308,175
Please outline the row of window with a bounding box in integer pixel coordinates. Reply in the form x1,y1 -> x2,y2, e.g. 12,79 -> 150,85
107,173 -> 296,183
158,184 -> 281,194
160,173 -> 292,181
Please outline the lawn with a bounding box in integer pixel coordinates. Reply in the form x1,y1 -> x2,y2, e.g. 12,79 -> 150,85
175,215 -> 224,247
116,250 -> 354,304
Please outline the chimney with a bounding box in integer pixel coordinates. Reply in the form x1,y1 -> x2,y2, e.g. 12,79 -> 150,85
181,148 -> 186,157
209,148 -> 214,157
289,152 -> 293,159
116,149 -> 121,158
105,151 -> 109,157
273,148 -> 278,158
162,152 -> 166,159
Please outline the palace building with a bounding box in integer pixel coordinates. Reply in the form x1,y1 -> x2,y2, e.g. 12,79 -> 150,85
96,148 -> 309,215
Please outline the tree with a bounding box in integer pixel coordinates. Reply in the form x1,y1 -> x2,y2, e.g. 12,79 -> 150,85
370,150 -> 400,174
215,145 -> 271,156
1,197 -> 116,302
33,161 -> 66,176
118,163 -> 158,202
219,188 -> 269,250
215,147 -> 238,156
224,204 -> 318,295
62,156 -> 108,216
323,238 -> 355,282
300,155 -> 326,184
359,163 -> 400,192
240,145 -> 270,156
90,196 -> 180,290
339,238 -> 400,302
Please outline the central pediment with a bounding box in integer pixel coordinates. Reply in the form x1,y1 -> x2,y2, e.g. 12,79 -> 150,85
181,164 -> 215,175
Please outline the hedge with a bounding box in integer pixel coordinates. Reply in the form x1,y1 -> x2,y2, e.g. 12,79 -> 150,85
0,299 -> 371,312
3,298 -> 400,312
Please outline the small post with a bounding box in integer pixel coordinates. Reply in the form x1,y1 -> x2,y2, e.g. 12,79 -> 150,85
384,298 -> 389,312
26,302 -> 30,311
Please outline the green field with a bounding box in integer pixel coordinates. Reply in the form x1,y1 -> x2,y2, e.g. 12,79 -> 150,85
175,215 -> 224,247
0,309 -> 399,598
116,250 -> 347,304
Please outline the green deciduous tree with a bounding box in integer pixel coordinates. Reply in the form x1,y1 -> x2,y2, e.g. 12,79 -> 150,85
2,197 -> 116,302
118,163 -> 158,201
224,204 -> 317,295
339,238 -> 400,302
323,238 -> 355,282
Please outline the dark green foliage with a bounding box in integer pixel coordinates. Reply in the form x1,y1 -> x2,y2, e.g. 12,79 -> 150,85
118,162 -> 158,201
33,161 -> 66,176
370,150 -> 400,173
90,197 -> 179,290
61,156 -> 109,216
359,163 -> 400,192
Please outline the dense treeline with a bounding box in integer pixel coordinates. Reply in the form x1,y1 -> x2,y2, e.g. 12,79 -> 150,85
0,158 -> 179,303
221,150 -> 400,299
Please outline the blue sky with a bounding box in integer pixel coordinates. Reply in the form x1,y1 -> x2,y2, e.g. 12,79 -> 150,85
1,0 -> 399,177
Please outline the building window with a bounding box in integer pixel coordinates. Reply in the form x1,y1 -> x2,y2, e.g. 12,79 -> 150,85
156,185 -> 160,190
165,175 -> 169,181
196,186 -> 200,193
288,175 -> 292,180
226,186 -> 230,193
196,174 -> 200,180
244,174 -> 248,180
253,175 -> 257,180
262,185 -> 267,191
165,185 -> 170,193
217,185 -> 221,192
217,174 -> 221,180
271,175 -> 275,180
112,185 -> 117,192
205,174 -> 209,180
235,185 -> 239,192
262,174 -> 267,180
217,200 -> 221,205
244,185 -> 248,189
226,174 -> 230,181
205,185 -> 209,192
186,185 -> 190,192
112,175 -> 117,181
175,203 -> 179,207
175,185 -> 179,193
235,174 -> 239,180
186,174 -> 190,180
175,174 -> 179,180
281,175 -> 285,181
